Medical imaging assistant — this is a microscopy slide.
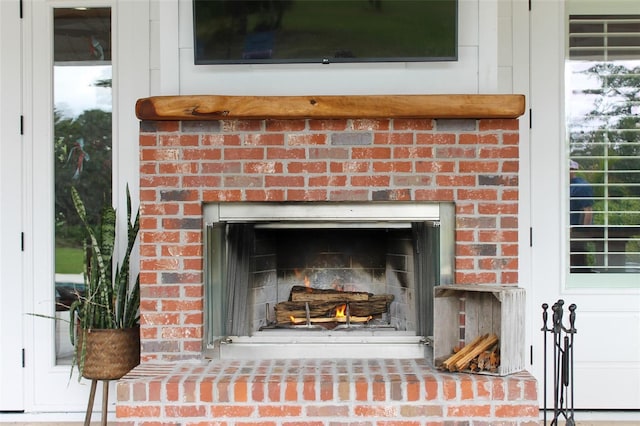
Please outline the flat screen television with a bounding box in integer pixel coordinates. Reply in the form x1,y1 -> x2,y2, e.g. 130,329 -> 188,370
193,0 -> 458,64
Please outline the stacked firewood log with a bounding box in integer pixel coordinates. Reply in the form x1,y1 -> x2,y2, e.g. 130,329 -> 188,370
441,333 -> 500,373
274,285 -> 394,324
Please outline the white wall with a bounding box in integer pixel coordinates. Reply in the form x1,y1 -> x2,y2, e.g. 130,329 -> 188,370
151,0 -> 510,96
0,0 -> 25,410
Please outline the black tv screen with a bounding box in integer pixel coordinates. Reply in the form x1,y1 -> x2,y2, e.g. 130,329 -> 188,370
193,0 -> 458,64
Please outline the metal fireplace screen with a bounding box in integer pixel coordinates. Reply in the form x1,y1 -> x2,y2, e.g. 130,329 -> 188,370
203,203 -> 454,359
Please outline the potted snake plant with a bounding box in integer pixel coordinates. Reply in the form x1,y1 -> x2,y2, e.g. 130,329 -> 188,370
69,185 -> 140,381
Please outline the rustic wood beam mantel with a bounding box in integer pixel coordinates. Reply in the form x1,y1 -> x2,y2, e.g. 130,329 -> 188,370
135,94 -> 526,121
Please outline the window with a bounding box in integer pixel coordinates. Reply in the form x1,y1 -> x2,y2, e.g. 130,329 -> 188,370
53,7 -> 112,363
566,14 -> 640,282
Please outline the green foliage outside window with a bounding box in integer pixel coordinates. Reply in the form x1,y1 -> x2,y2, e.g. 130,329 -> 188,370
54,107 -> 113,273
568,60 -> 640,269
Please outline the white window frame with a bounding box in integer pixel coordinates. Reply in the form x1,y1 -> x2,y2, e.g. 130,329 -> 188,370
565,0 -> 640,288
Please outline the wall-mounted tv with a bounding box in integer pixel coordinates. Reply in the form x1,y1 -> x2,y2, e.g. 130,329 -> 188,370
193,0 -> 458,64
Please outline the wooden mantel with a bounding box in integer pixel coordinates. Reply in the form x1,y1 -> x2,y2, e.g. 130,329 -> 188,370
135,94 -> 525,121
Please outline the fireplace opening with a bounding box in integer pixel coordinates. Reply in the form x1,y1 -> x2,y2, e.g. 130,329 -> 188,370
254,227 -> 415,332
203,202 -> 454,359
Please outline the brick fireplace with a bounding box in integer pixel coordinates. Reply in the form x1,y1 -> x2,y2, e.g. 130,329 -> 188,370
115,94 -> 539,425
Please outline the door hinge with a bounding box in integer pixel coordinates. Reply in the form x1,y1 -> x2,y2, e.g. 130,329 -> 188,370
20,115 -> 24,135
530,345 -> 533,365
528,0 -> 532,12
21,232 -> 24,251
529,227 -> 533,247
529,109 -> 532,128
22,348 -> 25,368
19,0 -> 23,19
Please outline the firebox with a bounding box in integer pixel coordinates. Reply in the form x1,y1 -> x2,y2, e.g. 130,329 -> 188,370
203,202 -> 454,359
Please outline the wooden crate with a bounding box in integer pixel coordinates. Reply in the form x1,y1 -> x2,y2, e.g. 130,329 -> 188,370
433,285 -> 526,376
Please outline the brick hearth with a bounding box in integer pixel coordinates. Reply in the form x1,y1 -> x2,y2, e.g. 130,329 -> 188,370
115,95 -> 538,425
116,359 -> 538,424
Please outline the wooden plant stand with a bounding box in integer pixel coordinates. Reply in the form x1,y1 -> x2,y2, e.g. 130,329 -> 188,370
84,379 -> 110,426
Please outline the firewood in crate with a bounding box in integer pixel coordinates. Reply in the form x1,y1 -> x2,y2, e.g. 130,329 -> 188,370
488,349 -> 500,372
289,285 -> 371,302
477,351 -> 489,370
474,347 -> 500,372
441,333 -> 487,372
441,333 -> 500,373
454,334 -> 498,371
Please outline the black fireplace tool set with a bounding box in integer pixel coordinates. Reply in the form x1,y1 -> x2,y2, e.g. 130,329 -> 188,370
541,300 -> 577,426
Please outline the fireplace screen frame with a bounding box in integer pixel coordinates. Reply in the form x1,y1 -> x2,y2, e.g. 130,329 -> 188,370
203,202 -> 455,359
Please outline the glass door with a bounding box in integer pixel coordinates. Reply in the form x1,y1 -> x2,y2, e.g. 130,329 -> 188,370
28,1 -> 113,411
18,0 -> 147,414
52,6 -> 113,365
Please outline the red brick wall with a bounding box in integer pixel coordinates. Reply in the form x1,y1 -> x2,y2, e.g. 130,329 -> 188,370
138,117 -> 519,362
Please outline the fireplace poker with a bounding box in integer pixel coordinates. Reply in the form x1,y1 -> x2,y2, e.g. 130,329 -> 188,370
542,299 -> 577,426
541,303 -> 549,425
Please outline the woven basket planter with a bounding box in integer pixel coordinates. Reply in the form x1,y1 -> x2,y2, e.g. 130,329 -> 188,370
76,327 -> 140,380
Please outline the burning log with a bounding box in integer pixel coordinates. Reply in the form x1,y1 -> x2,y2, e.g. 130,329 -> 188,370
275,301 -> 339,323
349,294 -> 394,316
289,285 -> 371,302
441,333 -> 500,373
275,286 -> 394,325
289,315 -> 373,324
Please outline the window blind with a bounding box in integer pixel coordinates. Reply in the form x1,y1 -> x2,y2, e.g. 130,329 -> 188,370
567,15 -> 640,274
